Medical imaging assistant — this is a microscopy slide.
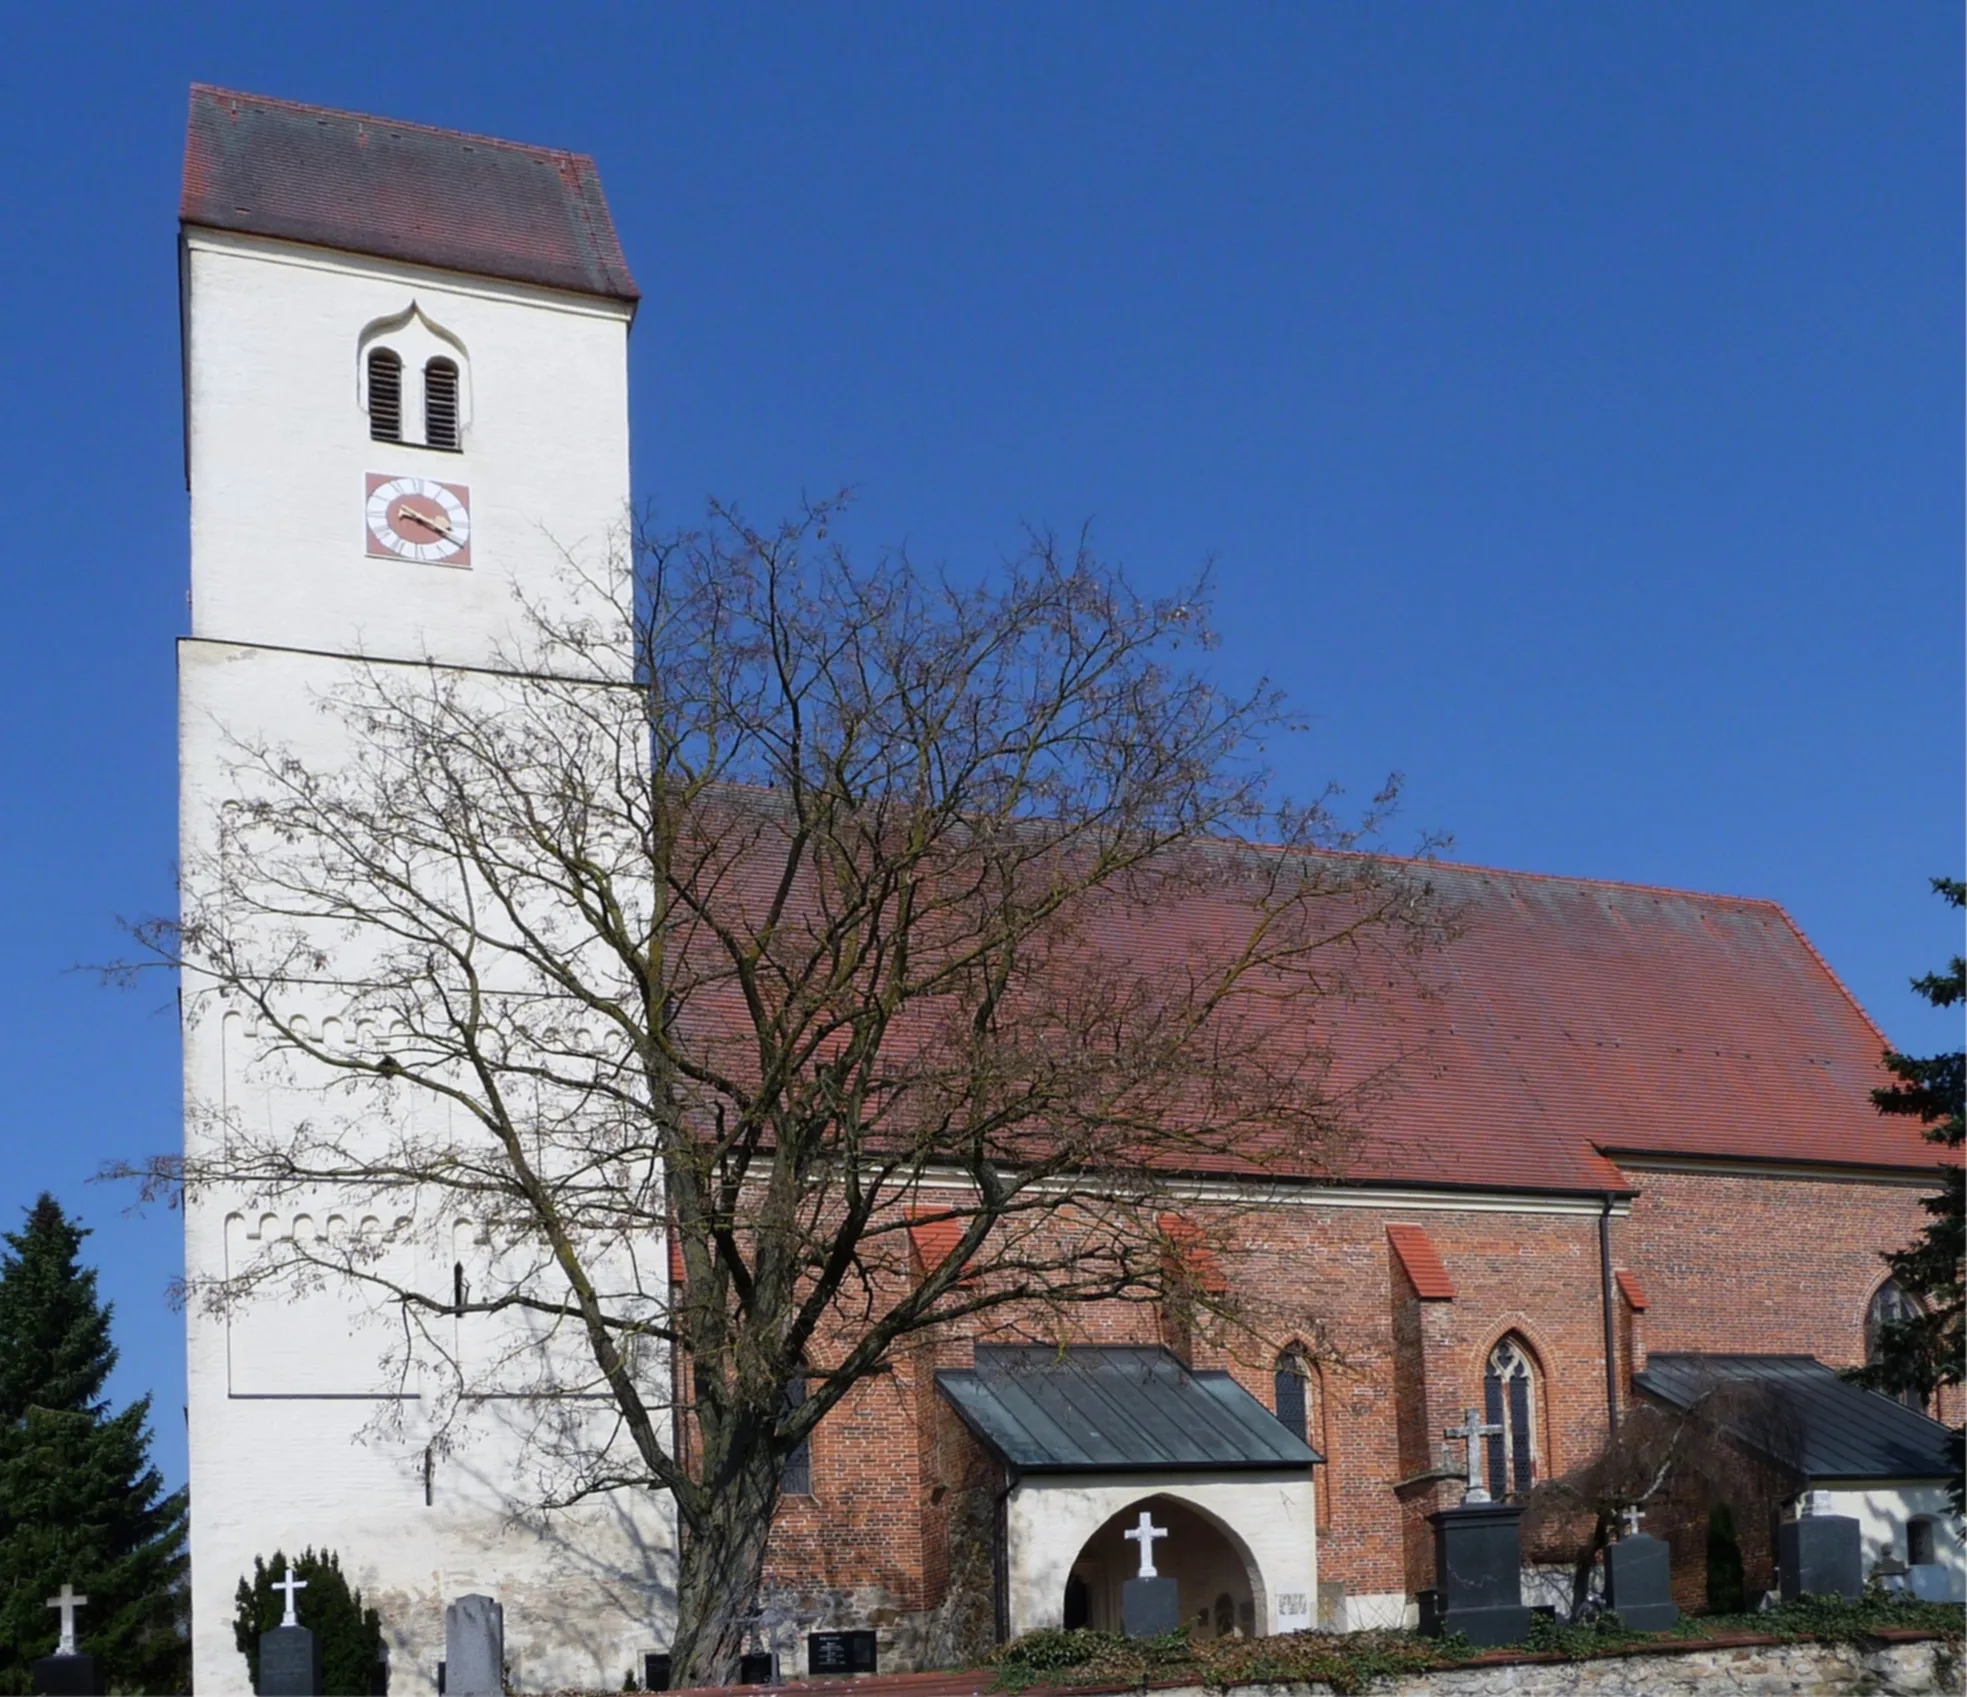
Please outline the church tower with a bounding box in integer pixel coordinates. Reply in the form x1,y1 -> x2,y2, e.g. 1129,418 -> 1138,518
177,87 -> 664,1691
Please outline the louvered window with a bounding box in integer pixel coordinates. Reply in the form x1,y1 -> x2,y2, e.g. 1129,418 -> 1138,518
367,348 -> 403,442
425,357 -> 461,450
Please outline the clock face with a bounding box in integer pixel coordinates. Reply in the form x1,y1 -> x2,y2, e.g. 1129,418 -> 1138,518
365,474 -> 472,566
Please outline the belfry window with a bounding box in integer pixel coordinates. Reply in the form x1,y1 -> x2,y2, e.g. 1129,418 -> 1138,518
367,348 -> 403,442
1484,1336 -> 1538,1499
1274,1350 -> 1308,1444
1865,1280 -> 1927,1410
425,358 -> 461,450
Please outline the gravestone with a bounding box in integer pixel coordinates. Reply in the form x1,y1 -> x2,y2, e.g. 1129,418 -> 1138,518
807,1631 -> 877,1677
643,1652 -> 673,1691
1425,1504 -> 1533,1647
1777,1513 -> 1861,1602
445,1595 -> 504,1697
259,1627 -> 322,1697
1906,1563 -> 1953,1603
737,1651 -> 776,1684
1604,1533 -> 1678,1630
1119,1509 -> 1180,1639
31,1584 -> 104,1697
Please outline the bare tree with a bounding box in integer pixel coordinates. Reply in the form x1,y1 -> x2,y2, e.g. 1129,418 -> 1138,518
121,502 -> 1438,1681
1522,1381 -> 1803,1622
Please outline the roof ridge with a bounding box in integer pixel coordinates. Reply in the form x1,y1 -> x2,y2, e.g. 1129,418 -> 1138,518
1374,848 -> 1783,911
188,83 -> 599,169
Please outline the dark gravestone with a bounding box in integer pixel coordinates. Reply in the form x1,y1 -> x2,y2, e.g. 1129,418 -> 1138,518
737,1651 -> 776,1684
1777,1514 -> 1861,1602
644,1653 -> 673,1692
806,1631 -> 877,1677
260,1625 -> 323,1696
445,1595 -> 503,1696
30,1657 -> 105,1697
1120,1575 -> 1180,1639
1424,1503 -> 1533,1648
1604,1534 -> 1678,1631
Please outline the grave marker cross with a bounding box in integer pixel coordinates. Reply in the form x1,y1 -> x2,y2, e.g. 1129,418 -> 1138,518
1620,1504 -> 1645,1538
274,1565 -> 308,1628
1123,1511 -> 1170,1579
1442,1407 -> 1504,1506
45,1584 -> 87,1657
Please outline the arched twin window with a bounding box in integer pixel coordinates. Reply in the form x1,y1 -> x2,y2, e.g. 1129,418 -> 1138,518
365,347 -> 463,450
1484,1336 -> 1539,1500
1865,1279 -> 1928,1410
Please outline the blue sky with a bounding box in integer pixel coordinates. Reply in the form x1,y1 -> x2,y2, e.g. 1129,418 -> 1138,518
0,5 -> 1958,1493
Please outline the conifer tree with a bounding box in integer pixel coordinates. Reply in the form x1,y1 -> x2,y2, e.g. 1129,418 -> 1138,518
1847,877 -> 1964,1514
0,1195 -> 188,1694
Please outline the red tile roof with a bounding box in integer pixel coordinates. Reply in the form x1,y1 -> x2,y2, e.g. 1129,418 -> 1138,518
1615,1269 -> 1649,1312
1158,1213 -> 1230,1294
181,85 -> 638,302
906,1208 -> 967,1278
1386,1224 -> 1456,1299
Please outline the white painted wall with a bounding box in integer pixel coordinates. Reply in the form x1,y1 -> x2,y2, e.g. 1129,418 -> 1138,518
181,224 -> 667,1693
1005,1471 -> 1317,1639
1813,1484 -> 1965,1600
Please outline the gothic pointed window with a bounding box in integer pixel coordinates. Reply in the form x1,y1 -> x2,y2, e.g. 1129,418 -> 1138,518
1274,1349 -> 1308,1443
1865,1279 -> 1927,1410
1483,1336 -> 1538,1500
367,348 -> 403,442
780,1370 -> 813,1497
424,357 -> 461,450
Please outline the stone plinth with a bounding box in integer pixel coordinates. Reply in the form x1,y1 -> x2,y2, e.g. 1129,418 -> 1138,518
1424,1502 -> 1533,1648
1121,1575 -> 1180,1638
30,1655 -> 104,1696
1777,1514 -> 1861,1602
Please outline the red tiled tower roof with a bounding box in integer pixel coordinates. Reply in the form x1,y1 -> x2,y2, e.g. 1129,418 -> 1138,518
181,84 -> 639,302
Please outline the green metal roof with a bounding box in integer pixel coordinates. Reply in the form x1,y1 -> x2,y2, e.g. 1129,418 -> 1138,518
1634,1353 -> 1956,1483
935,1345 -> 1322,1473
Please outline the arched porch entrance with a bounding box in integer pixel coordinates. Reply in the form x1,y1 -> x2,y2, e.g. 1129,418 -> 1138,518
1062,1495 -> 1259,1640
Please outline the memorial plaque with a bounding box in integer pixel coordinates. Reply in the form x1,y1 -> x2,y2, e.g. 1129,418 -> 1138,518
737,1651 -> 776,1684
1777,1514 -> 1861,1602
644,1652 -> 673,1691
807,1631 -> 877,1676
1120,1575 -> 1180,1638
1604,1533 -> 1678,1631
259,1625 -> 322,1696
1424,1503 -> 1532,1647
445,1595 -> 504,1697
30,1656 -> 105,1697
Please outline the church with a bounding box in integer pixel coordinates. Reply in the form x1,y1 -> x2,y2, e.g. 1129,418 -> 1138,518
174,87 -> 1961,1693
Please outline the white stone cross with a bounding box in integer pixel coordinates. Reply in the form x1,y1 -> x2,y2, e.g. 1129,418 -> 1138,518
1123,1510 -> 1170,1578
274,1565 -> 308,1628
1620,1504 -> 1645,1538
1442,1406 -> 1504,1505
46,1584 -> 87,1657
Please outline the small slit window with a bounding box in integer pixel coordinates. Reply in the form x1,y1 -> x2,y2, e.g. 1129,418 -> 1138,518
367,348 -> 403,442
780,1371 -> 812,1497
425,357 -> 461,450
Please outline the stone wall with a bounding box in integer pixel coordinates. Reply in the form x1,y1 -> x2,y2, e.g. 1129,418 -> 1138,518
1159,1635 -> 1955,1696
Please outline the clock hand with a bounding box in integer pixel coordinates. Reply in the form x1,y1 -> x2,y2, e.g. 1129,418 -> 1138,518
397,507 -> 453,538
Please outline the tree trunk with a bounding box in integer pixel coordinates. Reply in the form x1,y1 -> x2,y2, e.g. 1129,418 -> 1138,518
1568,1511 -> 1612,1623
668,1454 -> 784,1688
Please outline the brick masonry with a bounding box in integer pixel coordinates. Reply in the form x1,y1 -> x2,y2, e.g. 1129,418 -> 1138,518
749,1162 -> 1954,1665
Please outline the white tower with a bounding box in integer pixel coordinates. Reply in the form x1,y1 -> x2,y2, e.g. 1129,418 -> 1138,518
177,86 -> 666,1691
